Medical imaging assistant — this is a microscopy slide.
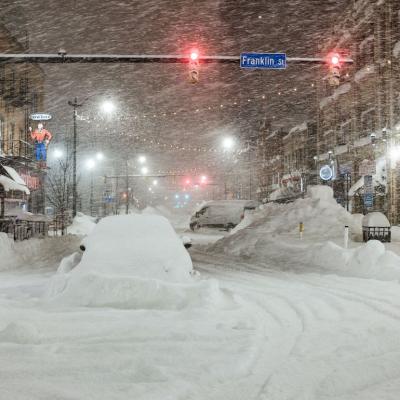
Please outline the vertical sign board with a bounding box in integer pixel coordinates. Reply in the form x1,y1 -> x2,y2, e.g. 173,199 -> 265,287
364,175 -> 374,208
240,53 -> 287,69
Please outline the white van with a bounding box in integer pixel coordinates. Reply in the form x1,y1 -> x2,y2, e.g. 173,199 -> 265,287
190,200 -> 259,231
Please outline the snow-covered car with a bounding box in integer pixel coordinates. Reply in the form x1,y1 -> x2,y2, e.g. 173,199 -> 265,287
76,214 -> 193,282
190,200 -> 259,231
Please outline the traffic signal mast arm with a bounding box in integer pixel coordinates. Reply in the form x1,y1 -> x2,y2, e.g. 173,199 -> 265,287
0,53 -> 354,65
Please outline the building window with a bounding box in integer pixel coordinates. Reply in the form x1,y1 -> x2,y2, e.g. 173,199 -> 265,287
361,108 -> 376,137
0,117 -> 3,155
339,120 -> 352,145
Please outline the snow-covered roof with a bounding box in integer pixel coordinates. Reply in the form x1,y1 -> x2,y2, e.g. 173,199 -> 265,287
0,165 -> 30,195
0,175 -> 30,195
289,122 -> 307,135
393,41 -> 400,58
3,166 -> 27,186
354,65 -> 375,83
320,83 -> 351,109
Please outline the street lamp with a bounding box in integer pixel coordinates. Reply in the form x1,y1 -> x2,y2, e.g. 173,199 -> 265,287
53,149 -> 64,159
138,155 -> 146,164
86,158 -> 96,170
96,152 -> 104,161
100,100 -> 116,114
152,179 -> 158,186
222,136 -> 235,151
68,96 -> 115,217
141,166 -> 149,175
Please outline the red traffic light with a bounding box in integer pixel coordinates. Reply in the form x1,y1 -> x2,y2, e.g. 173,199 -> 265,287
190,51 -> 199,61
328,52 -> 341,66
331,55 -> 339,65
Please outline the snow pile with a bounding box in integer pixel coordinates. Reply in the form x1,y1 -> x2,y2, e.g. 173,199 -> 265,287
392,226 -> 400,242
0,233 -> 21,270
209,186 -> 400,280
142,204 -> 191,230
221,186 -> 353,244
67,212 -> 96,236
362,212 -> 390,227
0,322 -> 40,344
48,214 -> 224,309
0,233 -> 81,271
309,240 -> 400,281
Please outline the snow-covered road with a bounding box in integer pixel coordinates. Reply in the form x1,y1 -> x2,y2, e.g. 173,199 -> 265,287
194,250 -> 400,399
2,241 -> 400,399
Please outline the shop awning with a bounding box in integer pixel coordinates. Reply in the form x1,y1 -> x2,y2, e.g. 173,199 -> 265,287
0,165 -> 30,195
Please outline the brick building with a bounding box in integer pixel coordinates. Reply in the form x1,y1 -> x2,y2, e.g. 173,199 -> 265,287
0,24 -> 46,214
316,0 -> 400,221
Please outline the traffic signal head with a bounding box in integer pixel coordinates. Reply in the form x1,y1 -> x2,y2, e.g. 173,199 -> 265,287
190,51 -> 199,61
188,49 -> 200,84
330,54 -> 340,66
327,53 -> 341,87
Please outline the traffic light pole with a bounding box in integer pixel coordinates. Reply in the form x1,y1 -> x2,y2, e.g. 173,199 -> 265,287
0,53 -> 354,65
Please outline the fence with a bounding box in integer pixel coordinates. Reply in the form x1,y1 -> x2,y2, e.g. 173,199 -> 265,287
0,218 -> 48,241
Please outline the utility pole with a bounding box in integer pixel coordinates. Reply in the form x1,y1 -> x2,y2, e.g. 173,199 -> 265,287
67,97 -> 83,218
125,159 -> 129,215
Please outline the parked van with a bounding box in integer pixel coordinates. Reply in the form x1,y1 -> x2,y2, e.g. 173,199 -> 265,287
190,200 -> 259,231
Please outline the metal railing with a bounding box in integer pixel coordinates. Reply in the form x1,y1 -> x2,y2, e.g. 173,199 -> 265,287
0,218 -> 48,241
0,139 -> 34,160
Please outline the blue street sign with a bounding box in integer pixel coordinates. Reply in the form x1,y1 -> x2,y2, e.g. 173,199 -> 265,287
240,53 -> 287,69
364,193 -> 374,208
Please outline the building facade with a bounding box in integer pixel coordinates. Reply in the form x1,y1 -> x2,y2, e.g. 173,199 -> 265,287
316,0 -> 400,221
256,0 -> 400,222
0,24 -> 46,214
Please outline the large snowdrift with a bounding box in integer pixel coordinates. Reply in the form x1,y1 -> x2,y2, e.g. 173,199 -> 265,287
67,212 -> 97,236
142,204 -> 191,230
0,233 -> 80,271
48,214 -> 225,309
210,186 -> 400,281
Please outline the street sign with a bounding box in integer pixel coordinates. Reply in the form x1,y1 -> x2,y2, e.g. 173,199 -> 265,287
339,163 -> 352,175
240,53 -> 287,69
364,193 -> 374,208
30,113 -> 52,121
319,165 -> 333,181
364,175 -> 374,209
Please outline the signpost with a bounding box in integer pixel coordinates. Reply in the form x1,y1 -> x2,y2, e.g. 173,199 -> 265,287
240,53 -> 287,69
30,113 -> 52,121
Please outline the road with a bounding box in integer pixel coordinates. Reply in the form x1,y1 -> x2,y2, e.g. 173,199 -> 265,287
1,233 -> 400,399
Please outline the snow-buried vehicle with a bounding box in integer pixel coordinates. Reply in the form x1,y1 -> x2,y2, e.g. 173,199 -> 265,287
47,214 -> 226,309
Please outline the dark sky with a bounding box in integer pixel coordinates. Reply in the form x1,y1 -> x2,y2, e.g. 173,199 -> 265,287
1,0 -> 349,171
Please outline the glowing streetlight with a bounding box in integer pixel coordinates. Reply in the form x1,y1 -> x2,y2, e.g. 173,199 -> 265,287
141,166 -> 149,175
152,179 -> 158,186
86,158 -> 96,170
222,136 -> 235,150
53,149 -> 64,159
100,100 -> 115,114
138,155 -> 147,164
390,146 -> 400,163
96,152 -> 104,161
